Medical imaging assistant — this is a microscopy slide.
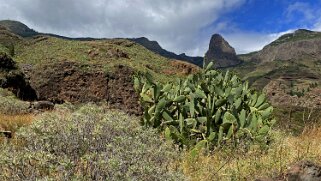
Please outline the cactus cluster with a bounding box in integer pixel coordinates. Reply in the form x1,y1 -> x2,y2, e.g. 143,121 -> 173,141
134,63 -> 275,148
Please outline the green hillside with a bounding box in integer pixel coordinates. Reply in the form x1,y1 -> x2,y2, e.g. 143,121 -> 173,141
270,29 -> 321,46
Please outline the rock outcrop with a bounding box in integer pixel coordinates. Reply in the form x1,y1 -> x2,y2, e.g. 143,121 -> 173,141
257,160 -> 321,181
204,34 -> 241,68
0,53 -> 37,101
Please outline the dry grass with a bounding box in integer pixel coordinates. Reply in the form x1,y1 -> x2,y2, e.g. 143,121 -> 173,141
179,124 -> 321,181
0,114 -> 34,136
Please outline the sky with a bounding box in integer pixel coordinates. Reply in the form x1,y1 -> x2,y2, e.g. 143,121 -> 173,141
1,0 -> 321,56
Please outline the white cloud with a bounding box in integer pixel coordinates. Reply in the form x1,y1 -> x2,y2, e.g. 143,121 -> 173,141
285,2 -> 315,22
223,29 -> 295,54
0,0 -> 245,56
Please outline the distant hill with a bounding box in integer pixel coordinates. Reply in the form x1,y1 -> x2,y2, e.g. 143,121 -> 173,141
231,29 -> 321,107
0,20 -> 199,114
0,20 -> 204,66
129,37 -> 203,67
0,20 -> 38,37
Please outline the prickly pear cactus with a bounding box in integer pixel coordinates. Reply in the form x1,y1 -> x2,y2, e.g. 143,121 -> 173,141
134,62 -> 275,148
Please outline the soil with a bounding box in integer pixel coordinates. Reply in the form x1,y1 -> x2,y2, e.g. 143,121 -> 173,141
25,61 -> 142,115
163,60 -> 199,75
264,80 -> 321,108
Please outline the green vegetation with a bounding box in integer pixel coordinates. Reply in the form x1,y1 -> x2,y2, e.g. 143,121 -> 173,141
135,63 -> 275,149
0,88 -> 30,115
270,29 -> 321,46
1,20 -> 321,180
0,104 -> 185,180
13,36 -> 193,82
0,20 -> 38,37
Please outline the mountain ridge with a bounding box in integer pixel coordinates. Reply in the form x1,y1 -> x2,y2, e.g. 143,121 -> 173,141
0,20 -> 204,66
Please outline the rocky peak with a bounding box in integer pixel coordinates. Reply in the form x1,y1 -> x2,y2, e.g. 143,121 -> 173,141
204,34 -> 241,68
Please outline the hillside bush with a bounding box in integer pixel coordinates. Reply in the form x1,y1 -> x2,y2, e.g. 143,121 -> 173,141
135,63 -> 275,149
0,104 -> 185,180
0,88 -> 29,115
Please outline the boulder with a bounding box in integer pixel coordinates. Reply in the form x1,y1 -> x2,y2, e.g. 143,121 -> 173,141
29,101 -> 55,110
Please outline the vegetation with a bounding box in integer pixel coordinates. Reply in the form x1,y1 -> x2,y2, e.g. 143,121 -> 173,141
0,88 -> 30,115
135,63 -> 275,149
1,20 -> 321,180
270,29 -> 321,46
13,36 -> 196,83
179,124 -> 321,180
0,104 -> 185,180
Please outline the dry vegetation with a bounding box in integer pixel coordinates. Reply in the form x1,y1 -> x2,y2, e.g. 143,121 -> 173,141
1,87 -> 321,180
179,124 -> 321,180
0,104 -> 185,180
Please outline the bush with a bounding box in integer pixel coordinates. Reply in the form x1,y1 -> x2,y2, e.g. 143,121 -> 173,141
0,104 -> 185,180
0,88 -> 30,115
135,63 -> 275,149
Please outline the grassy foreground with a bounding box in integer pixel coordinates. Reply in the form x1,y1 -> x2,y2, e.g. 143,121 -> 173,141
0,104 -> 185,180
179,124 -> 321,180
0,88 -> 321,180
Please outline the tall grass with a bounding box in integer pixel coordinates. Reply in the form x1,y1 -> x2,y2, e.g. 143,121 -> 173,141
179,124 -> 321,180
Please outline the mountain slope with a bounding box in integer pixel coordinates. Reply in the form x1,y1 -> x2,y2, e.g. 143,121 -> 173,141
0,20 -> 204,66
0,24 -> 199,114
232,29 -> 321,107
0,20 -> 38,37
252,29 -> 321,63
129,37 -> 203,67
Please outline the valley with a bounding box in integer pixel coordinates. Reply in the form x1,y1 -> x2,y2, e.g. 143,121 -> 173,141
1,20 -> 321,180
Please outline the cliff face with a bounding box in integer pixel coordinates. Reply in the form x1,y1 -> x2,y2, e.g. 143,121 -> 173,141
204,34 -> 241,68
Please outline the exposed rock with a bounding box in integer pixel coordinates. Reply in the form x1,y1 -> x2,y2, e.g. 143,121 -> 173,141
0,52 -> 16,69
29,101 -> 55,111
257,160 -> 321,181
162,60 -> 200,76
0,53 -> 37,101
286,161 -> 321,181
264,80 -> 321,108
26,62 -> 142,115
204,34 -> 241,68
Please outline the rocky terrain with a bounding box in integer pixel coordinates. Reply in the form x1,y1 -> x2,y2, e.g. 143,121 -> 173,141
1,19 -> 321,181
0,21 -> 199,115
204,34 -> 241,68
230,29 -> 321,108
253,29 -> 321,63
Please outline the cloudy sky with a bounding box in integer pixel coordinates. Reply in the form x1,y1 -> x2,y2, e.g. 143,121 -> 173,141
1,0 -> 321,56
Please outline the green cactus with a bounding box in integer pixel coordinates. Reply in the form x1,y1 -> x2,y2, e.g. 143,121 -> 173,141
134,62 -> 275,149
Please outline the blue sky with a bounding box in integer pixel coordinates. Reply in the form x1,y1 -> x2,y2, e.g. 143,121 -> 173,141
1,0 -> 321,56
223,0 -> 321,32
210,0 -> 321,54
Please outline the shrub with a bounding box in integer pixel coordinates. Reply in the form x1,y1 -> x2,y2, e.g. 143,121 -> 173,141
0,104 -> 185,180
135,63 -> 275,149
0,88 -> 30,115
